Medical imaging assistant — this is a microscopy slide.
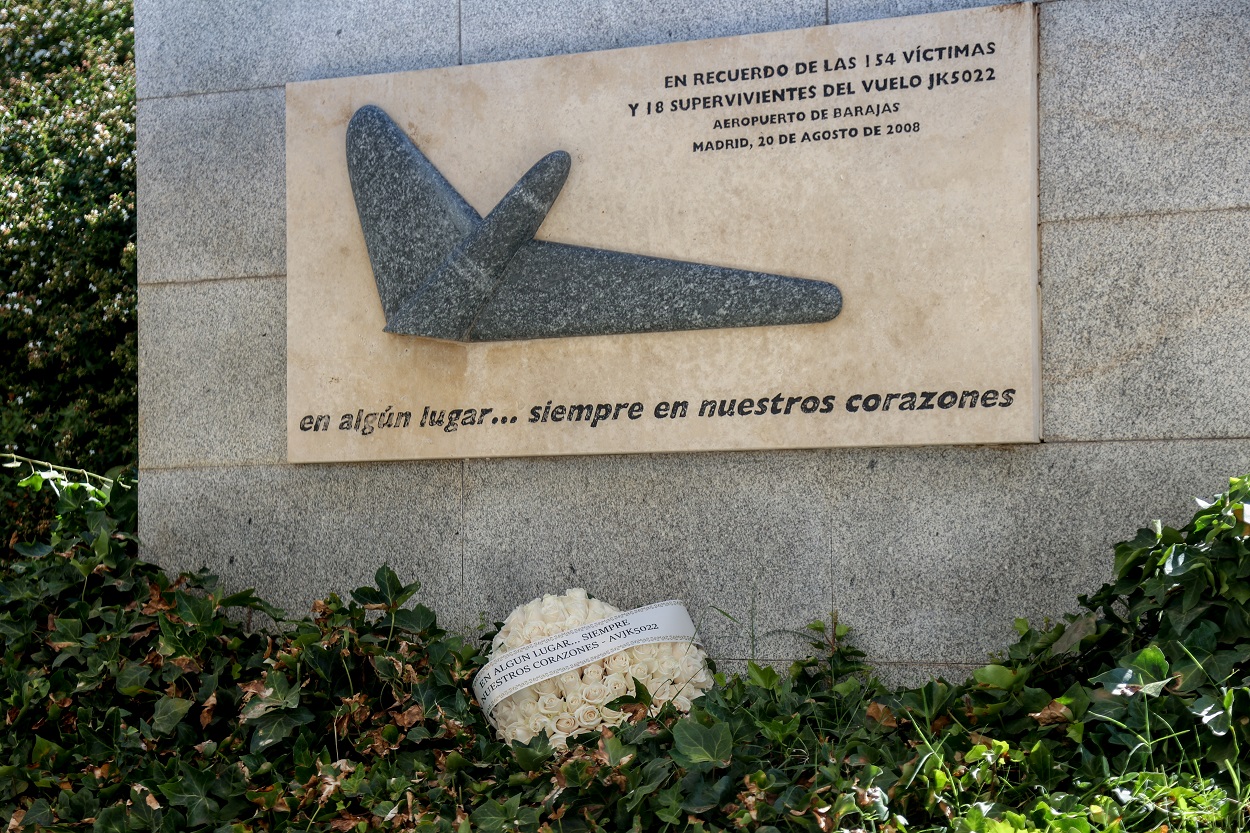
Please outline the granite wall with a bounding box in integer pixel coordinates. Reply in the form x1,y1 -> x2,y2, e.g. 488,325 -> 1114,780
135,0 -> 1250,684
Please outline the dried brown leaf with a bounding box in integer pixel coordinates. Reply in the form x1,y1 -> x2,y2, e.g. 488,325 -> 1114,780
239,679 -> 268,702
171,656 -> 202,674
141,582 -> 173,615
866,702 -> 897,728
1029,700 -> 1073,726
394,704 -> 424,729
200,692 -> 218,728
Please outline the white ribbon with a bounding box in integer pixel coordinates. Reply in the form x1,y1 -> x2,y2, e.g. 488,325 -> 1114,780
473,600 -> 701,719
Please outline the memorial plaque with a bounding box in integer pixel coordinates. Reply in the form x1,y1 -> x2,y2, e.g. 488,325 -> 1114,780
286,4 -> 1039,462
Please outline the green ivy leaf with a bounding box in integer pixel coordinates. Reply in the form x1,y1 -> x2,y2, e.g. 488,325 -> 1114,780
1188,694 -> 1231,736
380,605 -> 437,635
92,803 -> 127,833
249,707 -> 315,752
973,664 -> 1024,691
115,661 -> 152,696
159,767 -> 220,827
671,718 -> 732,768
150,696 -> 192,735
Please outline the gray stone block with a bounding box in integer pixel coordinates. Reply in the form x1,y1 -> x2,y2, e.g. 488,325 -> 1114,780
460,452 -> 834,661
462,0 -> 824,64
138,89 -> 285,283
138,278 -> 285,468
826,440 -> 1250,665
135,0 -> 459,99
1041,210 -> 1250,441
827,0 -> 1025,25
138,461 -> 465,624
1040,0 -> 1250,221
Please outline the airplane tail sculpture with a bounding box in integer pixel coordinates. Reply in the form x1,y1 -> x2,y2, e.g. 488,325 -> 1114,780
346,104 -> 842,342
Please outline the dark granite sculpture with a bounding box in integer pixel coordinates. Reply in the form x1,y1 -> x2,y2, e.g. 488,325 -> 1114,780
346,105 -> 842,341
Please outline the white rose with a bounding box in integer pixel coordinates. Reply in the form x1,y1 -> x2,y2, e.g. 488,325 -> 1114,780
553,712 -> 578,735
522,623 -> 546,643
605,652 -> 631,675
537,694 -> 564,715
564,691 -> 585,709
543,622 -> 567,637
600,707 -> 625,725
655,659 -> 682,682
563,599 -> 588,621
549,732 -> 569,750
574,704 -> 601,729
604,673 -> 630,699
527,712 -> 551,736
519,700 -> 540,719
678,654 -> 704,681
588,599 -> 614,620
581,663 -> 605,682
652,681 -> 676,702
673,694 -> 693,713
540,597 -> 566,624
626,661 -> 652,682
534,679 -> 559,696
565,588 -> 589,602
690,669 -> 712,688
558,671 -> 582,693
580,683 -> 609,705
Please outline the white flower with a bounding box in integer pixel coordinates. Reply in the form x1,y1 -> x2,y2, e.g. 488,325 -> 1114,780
540,597 -> 566,624
604,673 -> 630,699
627,661 -> 653,682
655,658 -> 682,682
678,654 -> 703,681
631,643 -> 658,659
581,683 -> 609,705
553,712 -> 578,734
605,652 -> 632,675
527,712 -> 551,736
534,679 -> 559,696
574,704 -> 602,729
557,671 -> 582,693
537,694 -> 564,715
581,663 -> 605,683
673,694 -> 693,713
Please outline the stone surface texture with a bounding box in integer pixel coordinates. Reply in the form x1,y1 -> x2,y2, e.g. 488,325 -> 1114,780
1042,210 -> 1250,441
135,0 -> 459,98
137,0 -> 1250,676
137,89 -> 286,283
1039,0 -> 1250,220
138,279 -> 287,468
462,0 -> 826,64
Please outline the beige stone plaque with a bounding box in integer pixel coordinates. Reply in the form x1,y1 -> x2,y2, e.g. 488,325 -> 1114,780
287,4 -> 1039,463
